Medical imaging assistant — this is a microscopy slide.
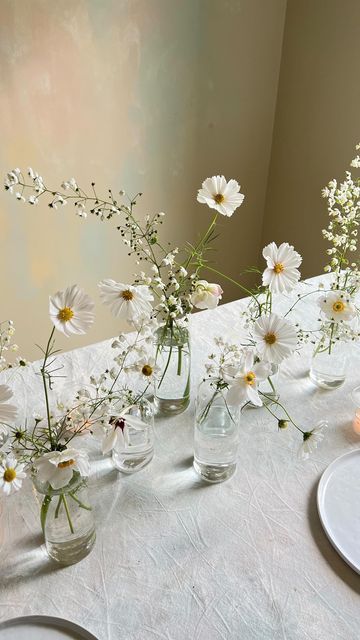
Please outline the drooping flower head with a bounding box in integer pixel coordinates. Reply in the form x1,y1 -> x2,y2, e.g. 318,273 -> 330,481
190,280 -> 223,310
298,421 -> 327,460
0,455 -> 26,495
253,313 -> 297,364
226,350 -> 271,407
98,280 -> 153,323
34,448 -> 90,490
319,291 -> 356,323
197,176 -> 245,217
93,406 -> 149,455
49,285 -> 95,337
262,242 -> 302,294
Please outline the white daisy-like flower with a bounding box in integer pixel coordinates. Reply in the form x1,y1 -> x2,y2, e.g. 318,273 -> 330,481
49,285 -> 95,337
190,280 -> 223,310
0,455 -> 26,495
319,291 -> 356,323
253,313 -> 297,364
262,242 -> 302,293
33,448 -> 90,490
94,407 -> 149,454
227,351 -> 271,407
0,384 -> 17,424
98,280 -> 153,322
135,356 -> 161,381
197,175 -> 245,217
298,421 -> 327,460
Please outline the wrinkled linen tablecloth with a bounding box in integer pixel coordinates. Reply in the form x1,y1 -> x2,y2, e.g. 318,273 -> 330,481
0,276 -> 359,640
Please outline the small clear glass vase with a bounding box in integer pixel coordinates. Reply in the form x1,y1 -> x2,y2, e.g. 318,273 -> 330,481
112,398 -> 154,474
33,472 -> 96,565
154,325 -> 191,416
309,341 -> 348,390
193,379 -> 240,483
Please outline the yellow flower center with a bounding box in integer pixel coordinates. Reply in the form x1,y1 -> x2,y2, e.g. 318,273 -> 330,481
142,364 -> 153,377
121,289 -> 134,301
57,306 -> 74,322
3,468 -> 16,482
332,300 -> 345,313
57,459 -> 75,469
244,371 -> 256,385
214,193 -> 225,204
264,332 -> 277,345
273,262 -> 284,274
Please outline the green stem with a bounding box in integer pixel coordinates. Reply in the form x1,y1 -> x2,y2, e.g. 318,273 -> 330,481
62,494 -> 75,534
41,326 -> 56,448
69,491 -> 92,511
267,375 -> 277,395
260,392 -> 305,434
177,345 -> 183,376
206,265 -> 262,312
40,494 -> 52,534
328,322 -> 335,355
158,343 -> 173,389
54,495 -> 62,518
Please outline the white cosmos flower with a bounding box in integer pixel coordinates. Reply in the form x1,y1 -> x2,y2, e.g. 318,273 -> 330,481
49,285 -> 95,337
298,421 -> 327,460
0,384 -> 17,424
190,280 -> 223,310
319,291 -> 356,323
227,351 -> 271,407
34,448 -> 90,490
94,407 -> 149,454
135,356 -> 161,381
0,455 -> 26,496
262,242 -> 302,293
197,175 -> 245,217
253,313 -> 297,364
98,280 -> 153,322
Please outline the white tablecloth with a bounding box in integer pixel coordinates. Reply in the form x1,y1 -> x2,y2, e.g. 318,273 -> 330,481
0,276 -> 359,639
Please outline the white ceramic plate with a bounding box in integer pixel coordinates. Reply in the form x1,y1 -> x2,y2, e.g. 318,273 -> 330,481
0,616 -> 99,639
317,449 -> 360,574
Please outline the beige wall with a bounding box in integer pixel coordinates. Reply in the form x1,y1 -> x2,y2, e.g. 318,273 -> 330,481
0,0 -> 287,361
262,0 -> 360,278
194,0 -> 287,301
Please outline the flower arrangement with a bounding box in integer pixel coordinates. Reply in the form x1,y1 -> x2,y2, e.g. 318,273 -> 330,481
314,144 -> 360,355
4,169 -> 245,325
4,168 -> 249,412
0,281 -> 156,506
202,338 -> 327,459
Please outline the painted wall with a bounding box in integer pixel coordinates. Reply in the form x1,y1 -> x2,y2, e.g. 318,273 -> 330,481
0,0 -> 287,360
262,0 -> 360,277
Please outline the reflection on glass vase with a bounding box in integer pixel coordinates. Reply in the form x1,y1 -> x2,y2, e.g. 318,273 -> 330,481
193,378 -> 240,483
33,472 -> 96,565
154,325 -> 191,416
112,399 -> 154,474
309,341 -> 348,390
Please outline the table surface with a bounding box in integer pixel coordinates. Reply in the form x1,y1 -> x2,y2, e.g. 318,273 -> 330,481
0,276 -> 359,640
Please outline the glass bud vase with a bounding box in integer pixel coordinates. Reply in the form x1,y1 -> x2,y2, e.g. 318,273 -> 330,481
112,398 -> 154,474
33,472 -> 96,565
309,341 -> 348,390
193,378 -> 240,483
154,325 -> 191,416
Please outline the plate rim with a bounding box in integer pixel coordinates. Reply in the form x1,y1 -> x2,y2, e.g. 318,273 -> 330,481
317,448 -> 360,575
0,615 -> 98,639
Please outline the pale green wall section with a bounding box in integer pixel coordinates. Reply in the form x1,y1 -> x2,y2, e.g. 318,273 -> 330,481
0,0 -> 286,360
